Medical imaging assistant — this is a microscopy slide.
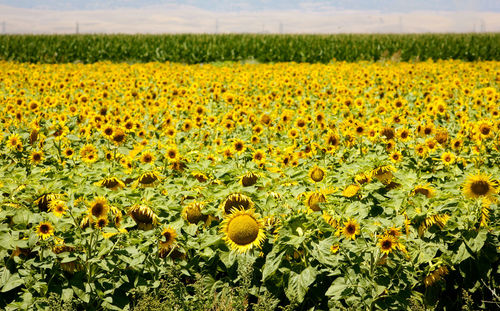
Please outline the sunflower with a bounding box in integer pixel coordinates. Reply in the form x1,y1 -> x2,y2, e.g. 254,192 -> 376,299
159,227 -> 181,258
411,184 -> 435,198
389,150 -> 403,163
232,139 -> 246,154
424,265 -> 449,287
342,218 -> 360,240
370,165 -> 395,184
378,234 -> 397,255
139,150 -> 155,164
221,208 -> 266,253
309,166 -> 325,183
182,202 -> 209,224
221,193 -> 254,215
29,150 -> 44,165
102,125 -> 114,140
7,133 -> 21,150
96,176 -> 125,190
136,171 -> 162,187
63,147 -> 75,158
252,149 -> 266,163
36,221 -> 54,240
165,145 -> 179,162
95,217 -> 109,230
441,151 -> 455,166
354,173 -> 371,185
111,128 -> 126,145
305,192 -> 326,212
49,199 -> 67,217
88,197 -> 108,219
129,204 -> 159,230
463,172 -> 497,199
342,184 -> 360,198
240,172 -> 259,187
34,193 -> 64,212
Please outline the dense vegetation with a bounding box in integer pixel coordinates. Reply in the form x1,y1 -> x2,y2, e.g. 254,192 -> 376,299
0,33 -> 499,63
0,60 -> 499,310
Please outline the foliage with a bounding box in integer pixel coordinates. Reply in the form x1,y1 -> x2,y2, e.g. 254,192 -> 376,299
0,33 -> 499,64
0,60 -> 499,310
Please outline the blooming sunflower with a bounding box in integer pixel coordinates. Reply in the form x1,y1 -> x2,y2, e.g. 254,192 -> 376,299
220,209 -> 266,253
342,218 -> 360,240
412,184 -> 435,198
29,150 -> 44,165
36,221 -> 54,240
463,172 -> 497,199
139,151 -> 155,164
88,197 -> 108,219
441,152 -> 455,166
378,234 -> 397,255
49,199 -> 67,217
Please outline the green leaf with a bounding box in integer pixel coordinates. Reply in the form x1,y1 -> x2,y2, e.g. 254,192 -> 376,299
261,249 -> 285,281
1,272 -> 24,292
326,277 -> 348,299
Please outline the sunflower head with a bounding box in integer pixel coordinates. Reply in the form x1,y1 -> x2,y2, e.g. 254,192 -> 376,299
221,193 -> 254,215
379,234 -> 396,255
309,166 -> 325,183
88,197 -> 108,219
241,172 -> 259,187
34,193 -> 64,212
354,173 -> 371,185
305,192 -> 326,212
220,208 -> 266,253
342,184 -> 360,198
137,171 -> 162,187
129,204 -> 159,230
370,165 -> 395,184
96,177 -> 125,190
182,202 -> 209,224
49,199 -> 67,217
463,172 -> 497,199
36,221 -> 54,240
412,184 -> 435,198
342,219 -> 360,240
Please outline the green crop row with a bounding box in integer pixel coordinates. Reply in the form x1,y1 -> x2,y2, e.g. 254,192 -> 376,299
0,33 -> 499,63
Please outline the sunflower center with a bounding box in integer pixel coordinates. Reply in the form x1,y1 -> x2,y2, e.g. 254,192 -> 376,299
381,240 -> 392,250
346,224 -> 356,235
40,224 -> 50,233
471,181 -> 490,195
92,203 -> 104,217
227,215 -> 259,245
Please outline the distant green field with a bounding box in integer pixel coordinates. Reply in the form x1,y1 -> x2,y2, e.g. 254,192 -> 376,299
0,33 -> 498,63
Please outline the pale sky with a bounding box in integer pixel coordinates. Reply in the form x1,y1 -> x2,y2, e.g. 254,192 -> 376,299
0,1 -> 499,34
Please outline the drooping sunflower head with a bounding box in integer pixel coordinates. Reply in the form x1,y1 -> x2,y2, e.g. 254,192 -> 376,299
221,193 -> 254,215
34,193 -> 64,212
36,221 -> 54,240
182,202 -> 209,224
240,172 -> 259,187
88,197 -> 108,219
305,192 -> 326,212
95,217 -> 109,230
370,165 -> 395,184
160,227 -> 177,250
309,166 -> 325,183
463,172 -> 497,199
96,177 -> 125,190
159,227 -> 183,259
412,184 -> 435,198
137,171 -> 162,187
128,204 -> 159,230
354,172 -> 371,185
220,208 -> 266,253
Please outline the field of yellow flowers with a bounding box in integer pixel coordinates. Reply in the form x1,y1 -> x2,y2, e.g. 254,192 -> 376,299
0,60 -> 499,310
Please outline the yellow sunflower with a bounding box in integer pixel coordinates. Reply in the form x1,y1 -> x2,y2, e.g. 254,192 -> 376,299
48,199 -> 67,217
378,234 -> 397,255
240,172 -> 259,187
342,184 -> 360,198
305,191 -> 326,212
29,150 -> 44,165
36,221 -> 54,240
342,218 -> 360,240
220,209 -> 266,253
88,197 -> 108,219
182,202 -> 209,225
412,184 -> 435,198
463,172 -> 497,199
96,177 -> 125,190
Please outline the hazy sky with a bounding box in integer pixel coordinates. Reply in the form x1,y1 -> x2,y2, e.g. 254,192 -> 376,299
1,1 -> 499,33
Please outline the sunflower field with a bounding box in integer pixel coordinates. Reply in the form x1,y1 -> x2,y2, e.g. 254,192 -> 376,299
0,59 -> 499,310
